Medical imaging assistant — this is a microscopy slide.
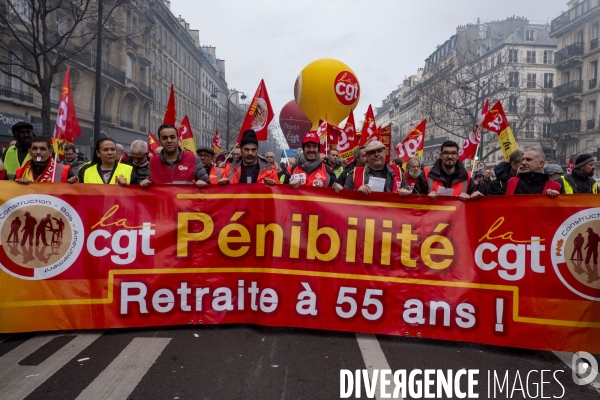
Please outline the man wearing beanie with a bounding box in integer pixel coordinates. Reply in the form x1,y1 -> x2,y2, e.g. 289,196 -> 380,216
345,140 -> 405,195
3,121 -> 34,179
289,131 -> 341,191
561,154 -> 598,194
222,129 -> 277,185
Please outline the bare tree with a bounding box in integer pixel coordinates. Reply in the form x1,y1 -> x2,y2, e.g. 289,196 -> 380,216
216,101 -> 247,151
0,0 -> 126,136
535,87 -> 578,164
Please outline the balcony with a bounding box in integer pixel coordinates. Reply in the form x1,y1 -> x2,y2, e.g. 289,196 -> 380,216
100,114 -> 112,124
554,42 -> 584,68
101,61 -> 125,84
591,78 -> 598,89
50,100 -> 59,109
588,119 -> 596,130
551,0 -> 600,33
554,80 -> 583,99
0,85 -> 33,103
138,82 -> 154,99
552,119 -> 581,134
139,126 -> 146,133
592,38 -> 599,50
120,121 -> 134,129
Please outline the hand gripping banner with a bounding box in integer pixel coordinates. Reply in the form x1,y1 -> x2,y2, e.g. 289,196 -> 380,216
0,183 -> 598,353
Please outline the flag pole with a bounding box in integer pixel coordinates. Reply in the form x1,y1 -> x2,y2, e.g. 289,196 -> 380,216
471,142 -> 480,174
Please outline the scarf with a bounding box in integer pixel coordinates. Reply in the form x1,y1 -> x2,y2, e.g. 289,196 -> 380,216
20,158 -> 57,182
297,153 -> 322,175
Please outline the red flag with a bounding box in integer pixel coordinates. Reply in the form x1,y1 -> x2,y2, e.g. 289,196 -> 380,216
316,120 -> 328,154
163,84 -> 176,126
52,67 -> 82,157
379,124 -> 392,164
212,130 -> 222,155
358,105 -> 377,146
148,131 -> 160,156
482,101 -> 519,162
458,99 -> 489,162
237,79 -> 273,143
394,119 -> 426,163
178,116 -> 196,153
327,124 -> 343,154
337,110 -> 358,163
567,157 -> 574,174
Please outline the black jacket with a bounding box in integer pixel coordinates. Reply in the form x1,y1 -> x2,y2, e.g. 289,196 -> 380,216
414,159 -> 477,195
487,162 -> 512,196
121,157 -> 150,181
509,172 -> 565,195
563,169 -> 597,193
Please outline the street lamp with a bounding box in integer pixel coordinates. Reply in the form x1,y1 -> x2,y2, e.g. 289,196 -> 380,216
211,89 -> 247,151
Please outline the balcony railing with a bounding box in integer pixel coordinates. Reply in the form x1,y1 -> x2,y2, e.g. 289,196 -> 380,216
138,82 -> 153,99
592,38 -> 599,50
0,85 -> 33,103
555,42 -> 584,64
120,121 -> 134,129
551,119 -> 582,134
588,119 -> 596,130
50,100 -> 59,109
554,80 -> 584,98
139,126 -> 146,133
100,114 -> 112,124
591,78 -> 598,89
101,61 -> 125,84
552,0 -> 600,32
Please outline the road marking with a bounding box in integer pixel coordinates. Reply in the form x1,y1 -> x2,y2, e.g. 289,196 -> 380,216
553,351 -> 600,394
75,337 -> 171,400
0,332 -> 102,400
356,333 -> 399,400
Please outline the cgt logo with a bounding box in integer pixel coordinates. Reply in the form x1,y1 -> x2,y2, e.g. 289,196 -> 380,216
334,71 -> 360,106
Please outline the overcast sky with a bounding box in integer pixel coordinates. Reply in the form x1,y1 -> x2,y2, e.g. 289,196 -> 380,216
170,0 -> 566,124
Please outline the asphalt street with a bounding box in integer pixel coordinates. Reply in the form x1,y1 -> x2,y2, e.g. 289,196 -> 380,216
0,325 -> 599,400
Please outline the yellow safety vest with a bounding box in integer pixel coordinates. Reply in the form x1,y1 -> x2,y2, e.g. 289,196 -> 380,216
561,175 -> 598,194
82,163 -> 133,184
4,146 -> 31,177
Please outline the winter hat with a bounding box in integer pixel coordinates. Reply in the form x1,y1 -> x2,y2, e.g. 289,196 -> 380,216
11,121 -> 33,134
545,164 -> 563,175
240,129 -> 259,147
575,154 -> 595,168
196,146 -> 214,156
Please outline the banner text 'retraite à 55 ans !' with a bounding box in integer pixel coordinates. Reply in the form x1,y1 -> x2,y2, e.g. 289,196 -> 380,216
0,183 -> 598,353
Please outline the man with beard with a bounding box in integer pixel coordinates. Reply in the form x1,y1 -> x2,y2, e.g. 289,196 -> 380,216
121,140 -> 150,181
488,150 -> 523,195
265,151 -> 290,184
338,146 -> 366,187
344,140 -> 404,195
402,140 -> 482,201
3,122 -> 34,179
561,154 -> 598,194
504,148 -> 562,197
15,137 -> 77,184
403,158 -> 422,193
289,132 -> 340,191
326,149 -> 344,183
221,130 -> 277,185
60,144 -> 87,175
140,124 -> 209,187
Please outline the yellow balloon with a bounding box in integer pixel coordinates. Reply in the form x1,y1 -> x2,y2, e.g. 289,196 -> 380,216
294,59 -> 360,131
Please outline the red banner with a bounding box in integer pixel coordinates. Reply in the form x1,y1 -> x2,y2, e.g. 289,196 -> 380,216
568,157 -> 574,174
238,79 -> 273,143
379,124 -> 392,164
178,116 -> 196,153
458,100 -> 489,162
395,119 -> 426,163
0,184 -> 598,353
338,110 -> 358,163
148,131 -> 160,156
52,67 -> 82,157
359,105 -> 377,146
212,130 -> 222,155
163,84 -> 176,126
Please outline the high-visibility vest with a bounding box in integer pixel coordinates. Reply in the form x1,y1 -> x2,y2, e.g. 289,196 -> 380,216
353,165 -> 402,193
4,146 -> 31,178
289,163 -> 329,187
150,151 -> 196,184
561,175 -> 598,194
208,165 -> 222,184
423,166 -> 471,195
224,162 -> 278,184
329,163 -> 344,179
16,162 -> 70,182
505,177 -> 561,195
82,163 -> 133,184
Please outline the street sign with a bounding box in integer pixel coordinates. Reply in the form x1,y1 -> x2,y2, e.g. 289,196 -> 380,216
476,161 -> 486,170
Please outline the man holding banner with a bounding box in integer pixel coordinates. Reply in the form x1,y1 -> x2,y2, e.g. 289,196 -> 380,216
15,137 -> 77,184
400,141 -> 482,201
344,140 -> 404,194
223,129 -> 277,185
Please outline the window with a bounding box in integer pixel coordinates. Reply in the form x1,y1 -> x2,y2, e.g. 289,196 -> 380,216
588,100 -> 596,121
527,74 -> 537,88
508,49 -> 518,63
509,72 -> 519,88
50,74 -> 59,104
125,54 -> 133,80
543,51 -> 553,64
526,51 -> 536,64
544,98 -> 553,113
572,142 -> 579,155
542,123 -> 551,138
544,73 -> 554,88
586,139 -> 595,153
564,35 -> 572,47
525,30 -> 535,42
508,96 -> 518,112
526,98 -> 536,113
593,23 -> 600,39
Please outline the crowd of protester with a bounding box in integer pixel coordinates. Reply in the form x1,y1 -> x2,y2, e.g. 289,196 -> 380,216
2,121 -> 599,199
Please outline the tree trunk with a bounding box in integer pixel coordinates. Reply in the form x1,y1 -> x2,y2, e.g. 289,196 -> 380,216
40,83 -> 53,138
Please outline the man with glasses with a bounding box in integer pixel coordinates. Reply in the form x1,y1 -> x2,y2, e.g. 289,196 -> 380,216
401,140 -> 482,201
60,144 -> 87,175
122,140 -> 150,181
197,146 -> 224,184
3,122 -> 33,179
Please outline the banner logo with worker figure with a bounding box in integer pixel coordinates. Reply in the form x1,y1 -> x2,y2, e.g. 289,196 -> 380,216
0,194 -> 84,280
